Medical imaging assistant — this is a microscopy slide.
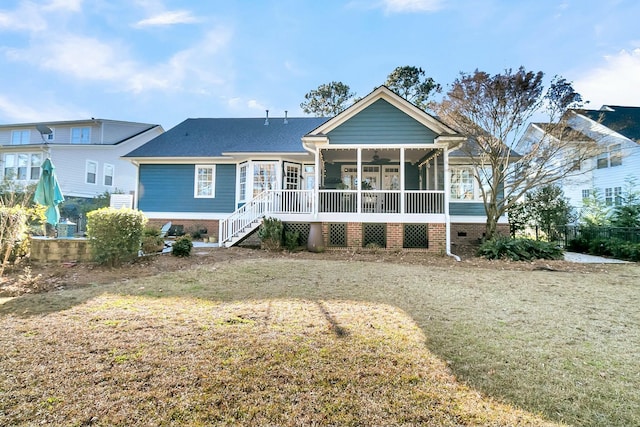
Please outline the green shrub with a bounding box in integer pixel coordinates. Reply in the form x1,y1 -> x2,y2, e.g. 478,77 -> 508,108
478,237 -> 563,261
0,206 -> 29,266
171,235 -> 193,257
258,217 -> 283,251
86,208 -> 147,266
284,230 -> 300,252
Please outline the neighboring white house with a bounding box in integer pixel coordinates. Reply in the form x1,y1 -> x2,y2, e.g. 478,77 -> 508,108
521,105 -> 640,210
0,119 -> 163,199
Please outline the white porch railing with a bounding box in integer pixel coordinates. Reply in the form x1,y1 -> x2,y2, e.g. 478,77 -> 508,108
318,190 -> 445,214
219,190 -> 314,246
220,189 -> 445,246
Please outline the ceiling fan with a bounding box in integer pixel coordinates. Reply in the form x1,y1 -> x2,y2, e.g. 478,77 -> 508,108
370,150 -> 391,164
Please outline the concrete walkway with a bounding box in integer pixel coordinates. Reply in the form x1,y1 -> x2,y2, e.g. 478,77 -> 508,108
564,252 -> 630,264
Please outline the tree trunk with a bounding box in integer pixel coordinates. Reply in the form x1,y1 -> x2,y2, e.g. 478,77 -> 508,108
485,204 -> 499,241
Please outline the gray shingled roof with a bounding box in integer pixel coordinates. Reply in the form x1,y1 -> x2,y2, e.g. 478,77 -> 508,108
125,117 -> 329,158
577,105 -> 640,142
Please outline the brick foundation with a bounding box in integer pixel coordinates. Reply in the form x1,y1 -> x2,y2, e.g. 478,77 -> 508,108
450,223 -> 510,245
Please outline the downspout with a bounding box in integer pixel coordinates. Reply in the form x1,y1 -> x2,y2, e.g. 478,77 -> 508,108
443,146 -> 461,262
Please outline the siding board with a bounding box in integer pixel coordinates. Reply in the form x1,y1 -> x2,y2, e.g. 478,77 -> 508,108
138,164 -> 236,213
327,99 -> 438,145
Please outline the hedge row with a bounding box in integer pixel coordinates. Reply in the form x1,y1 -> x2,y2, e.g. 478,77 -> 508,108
568,236 -> 640,262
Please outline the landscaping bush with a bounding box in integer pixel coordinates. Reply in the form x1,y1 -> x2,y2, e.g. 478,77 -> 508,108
0,206 -> 29,268
141,226 -> 165,254
258,217 -> 283,251
171,235 -> 193,257
478,237 -> 563,261
284,230 -> 300,252
86,208 -> 147,266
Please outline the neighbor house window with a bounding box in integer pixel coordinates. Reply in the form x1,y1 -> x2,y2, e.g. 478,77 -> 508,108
597,144 -> 622,169
194,165 -> 215,198
239,163 -> 247,201
3,153 -> 41,181
86,160 -> 97,184
604,187 -> 613,206
610,144 -> 622,167
252,162 -> 277,197
614,186 -> 622,205
103,163 -> 114,186
30,154 -> 42,180
71,127 -> 91,144
581,189 -> 590,200
11,130 -> 30,145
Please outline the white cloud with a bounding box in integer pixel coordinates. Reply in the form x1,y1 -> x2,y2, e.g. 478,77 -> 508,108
133,10 -> 199,28
6,34 -> 137,81
4,26 -> 233,94
247,100 -> 267,111
574,48 -> 640,107
44,0 -> 83,12
381,0 -> 444,13
0,94 -> 82,123
0,1 -> 48,32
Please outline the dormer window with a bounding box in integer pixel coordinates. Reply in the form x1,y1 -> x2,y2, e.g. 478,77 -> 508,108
71,127 -> 91,144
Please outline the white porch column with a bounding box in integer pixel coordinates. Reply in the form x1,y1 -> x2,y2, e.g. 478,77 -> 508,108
443,147 -> 452,255
357,148 -> 362,213
400,148 -> 405,214
314,147 -> 320,219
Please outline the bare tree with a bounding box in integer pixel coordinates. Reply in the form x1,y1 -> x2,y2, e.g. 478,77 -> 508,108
300,81 -> 356,117
385,65 -> 441,110
436,67 -> 597,240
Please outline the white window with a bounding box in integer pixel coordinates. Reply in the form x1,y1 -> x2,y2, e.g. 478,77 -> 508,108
597,144 -> 622,169
581,189 -> 590,200
103,163 -> 114,186
614,186 -> 623,205
11,130 -> 30,145
605,187 -> 613,206
3,152 -> 41,181
30,154 -> 42,180
86,160 -> 97,184
239,163 -> 247,201
610,144 -> 622,167
71,127 -> 91,144
450,166 -> 491,201
252,162 -> 277,197
194,165 -> 215,198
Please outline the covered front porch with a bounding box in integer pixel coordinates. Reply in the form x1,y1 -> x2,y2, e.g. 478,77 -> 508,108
219,146 -> 451,246
313,146 -> 447,217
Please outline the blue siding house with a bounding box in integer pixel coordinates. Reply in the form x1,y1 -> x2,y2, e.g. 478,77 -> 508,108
125,86 -> 505,253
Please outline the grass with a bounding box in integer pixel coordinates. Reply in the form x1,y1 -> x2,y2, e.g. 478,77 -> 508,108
1,256 -> 639,426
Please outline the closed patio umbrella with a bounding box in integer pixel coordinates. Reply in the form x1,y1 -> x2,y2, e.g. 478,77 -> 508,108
33,158 -> 65,226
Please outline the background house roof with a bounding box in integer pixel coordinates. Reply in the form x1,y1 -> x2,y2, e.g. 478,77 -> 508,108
125,117 -> 328,158
576,105 -> 640,142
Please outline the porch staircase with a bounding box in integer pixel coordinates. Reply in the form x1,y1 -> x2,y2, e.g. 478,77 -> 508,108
219,191 -> 272,247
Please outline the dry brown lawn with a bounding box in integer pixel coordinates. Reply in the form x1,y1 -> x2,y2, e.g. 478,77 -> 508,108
0,248 -> 638,426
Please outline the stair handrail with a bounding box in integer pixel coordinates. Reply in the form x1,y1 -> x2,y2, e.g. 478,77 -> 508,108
219,191 -> 274,245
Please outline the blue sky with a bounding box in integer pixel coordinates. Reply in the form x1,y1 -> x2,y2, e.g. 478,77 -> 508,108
1,0 -> 639,130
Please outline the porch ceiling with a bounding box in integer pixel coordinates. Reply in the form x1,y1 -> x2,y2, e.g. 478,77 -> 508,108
320,147 -> 440,164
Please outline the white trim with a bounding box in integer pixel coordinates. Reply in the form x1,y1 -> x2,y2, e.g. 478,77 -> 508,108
141,212 -> 229,220
194,164 -> 216,198
450,215 -> 509,224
